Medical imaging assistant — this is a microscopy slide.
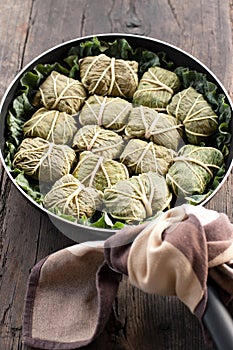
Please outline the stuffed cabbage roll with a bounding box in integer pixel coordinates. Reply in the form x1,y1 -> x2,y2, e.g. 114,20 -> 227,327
120,139 -> 174,175
79,54 -> 138,98
79,95 -> 132,132
43,174 -> 102,219
73,151 -> 129,192
133,66 -> 180,109
166,144 -> 224,196
23,107 -> 78,145
104,172 -> 172,223
13,137 -> 76,182
167,87 -> 218,144
125,106 -> 182,150
72,125 -> 124,159
33,71 -> 87,114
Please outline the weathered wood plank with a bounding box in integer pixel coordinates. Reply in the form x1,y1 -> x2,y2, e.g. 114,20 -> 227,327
0,2 -> 32,349
0,1 -> 232,349
108,0 -> 233,89
0,1 -> 33,96
22,0 -> 85,65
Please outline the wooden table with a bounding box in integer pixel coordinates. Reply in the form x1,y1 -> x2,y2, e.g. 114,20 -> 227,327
0,1 -> 232,349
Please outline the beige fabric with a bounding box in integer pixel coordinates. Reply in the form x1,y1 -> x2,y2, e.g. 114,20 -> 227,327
32,245 -> 104,342
127,204 -> 230,313
209,244 -> 233,268
129,238 -> 204,312
185,205 -> 220,225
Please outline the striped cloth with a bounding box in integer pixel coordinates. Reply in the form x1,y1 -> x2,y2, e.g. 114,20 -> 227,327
23,205 -> 233,349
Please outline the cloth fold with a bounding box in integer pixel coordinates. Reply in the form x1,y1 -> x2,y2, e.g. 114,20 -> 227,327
23,205 -> 233,349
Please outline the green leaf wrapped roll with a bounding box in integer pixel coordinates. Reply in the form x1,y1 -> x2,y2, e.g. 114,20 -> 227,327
79,95 -> 132,132
23,107 -> 78,145
166,144 -> 224,196
103,172 -> 172,223
133,66 -> 180,109
43,174 -> 102,219
33,71 -> 87,114
13,137 -> 76,182
72,125 -> 124,159
125,106 -> 182,150
73,151 -> 129,192
167,87 -> 218,144
79,54 -> 138,98
120,139 -> 174,175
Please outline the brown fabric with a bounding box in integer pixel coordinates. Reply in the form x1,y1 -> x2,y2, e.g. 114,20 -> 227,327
127,215 -> 207,313
23,204 -> 233,350
23,243 -> 121,349
127,207 -> 233,317
104,222 -> 148,275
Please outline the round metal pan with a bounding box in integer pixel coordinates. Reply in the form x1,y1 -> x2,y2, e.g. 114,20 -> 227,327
0,33 -> 232,242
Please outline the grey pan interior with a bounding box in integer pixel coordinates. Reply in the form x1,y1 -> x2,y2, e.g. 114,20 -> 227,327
0,33 -> 232,242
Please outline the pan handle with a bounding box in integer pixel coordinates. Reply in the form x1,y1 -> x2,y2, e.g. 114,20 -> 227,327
203,284 -> 233,350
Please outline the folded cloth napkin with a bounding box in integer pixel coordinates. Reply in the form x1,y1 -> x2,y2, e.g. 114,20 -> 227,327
23,205 -> 233,349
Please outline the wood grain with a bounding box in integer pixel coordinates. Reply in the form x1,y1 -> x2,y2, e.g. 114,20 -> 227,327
0,1 -> 232,349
